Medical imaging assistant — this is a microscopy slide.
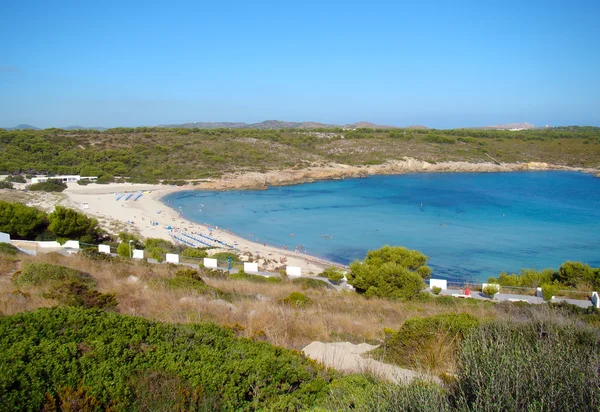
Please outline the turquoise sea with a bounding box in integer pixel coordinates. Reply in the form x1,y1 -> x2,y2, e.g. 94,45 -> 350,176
163,172 -> 600,282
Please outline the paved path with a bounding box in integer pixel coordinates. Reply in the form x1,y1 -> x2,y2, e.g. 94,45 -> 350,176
439,289 -> 593,308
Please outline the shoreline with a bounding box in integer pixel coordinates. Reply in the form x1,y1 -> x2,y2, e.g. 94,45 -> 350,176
60,160 -> 598,274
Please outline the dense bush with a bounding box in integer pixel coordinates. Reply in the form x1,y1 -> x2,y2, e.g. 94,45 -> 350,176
0,180 -> 13,189
28,179 -> 68,192
228,270 -> 281,284
347,245 -> 431,300
0,201 -> 48,239
453,318 -> 600,410
292,277 -> 332,290
14,263 -> 95,288
319,266 -> 344,282
181,247 -> 209,259
0,307 -> 331,410
44,281 -> 118,310
494,262 -> 600,290
0,242 -> 20,255
5,174 -> 26,183
48,206 -> 100,243
279,292 -> 312,307
383,313 -> 479,373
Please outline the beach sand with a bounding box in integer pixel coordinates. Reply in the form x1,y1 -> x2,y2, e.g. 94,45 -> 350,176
64,182 -> 340,274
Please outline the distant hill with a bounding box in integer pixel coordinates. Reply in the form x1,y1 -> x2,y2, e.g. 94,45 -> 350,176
4,124 -> 40,130
161,120 -> 399,130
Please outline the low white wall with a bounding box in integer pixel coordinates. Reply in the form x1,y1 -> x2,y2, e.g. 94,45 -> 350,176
98,244 -> 111,254
592,292 -> 600,309
63,240 -> 80,249
166,253 -> 179,264
244,262 -> 259,273
38,241 -> 61,248
286,266 -> 302,277
132,249 -> 144,259
429,279 -> 447,290
204,258 -> 218,268
0,232 -> 10,244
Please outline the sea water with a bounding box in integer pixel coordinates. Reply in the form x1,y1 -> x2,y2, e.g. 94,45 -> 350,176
163,172 -> 600,282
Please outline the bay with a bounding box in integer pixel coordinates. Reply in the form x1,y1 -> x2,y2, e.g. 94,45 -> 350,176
162,171 -> 600,282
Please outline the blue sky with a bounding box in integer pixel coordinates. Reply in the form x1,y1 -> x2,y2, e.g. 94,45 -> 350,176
1,0 -> 599,128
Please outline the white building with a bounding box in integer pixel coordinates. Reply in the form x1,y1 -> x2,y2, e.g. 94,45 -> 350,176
31,175 -> 97,184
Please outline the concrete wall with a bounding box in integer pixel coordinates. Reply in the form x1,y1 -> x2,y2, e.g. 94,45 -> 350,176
204,258 -> 218,268
429,279 -> 447,290
286,266 -> 302,277
132,249 -> 144,259
244,262 -> 259,273
0,232 -> 10,244
592,292 -> 600,309
166,253 -> 179,264
98,244 -> 111,254
63,240 -> 80,249
38,241 -> 61,248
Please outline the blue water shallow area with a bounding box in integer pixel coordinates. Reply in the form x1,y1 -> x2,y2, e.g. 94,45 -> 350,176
162,172 -> 600,282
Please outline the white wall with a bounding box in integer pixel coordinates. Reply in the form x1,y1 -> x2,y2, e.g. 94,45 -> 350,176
63,240 -> 80,249
166,253 -> 179,264
429,279 -> 447,290
244,262 -> 259,273
286,266 -> 302,277
98,244 -> 111,254
132,249 -> 144,259
204,258 -> 218,268
38,241 -> 61,248
592,292 -> 600,309
0,232 -> 10,244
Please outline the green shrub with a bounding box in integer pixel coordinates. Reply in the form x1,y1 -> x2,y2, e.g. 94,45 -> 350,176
181,247 -> 208,259
175,267 -> 203,281
48,206 -> 99,243
14,263 -> 95,288
432,286 -> 442,295
0,181 -> 13,189
541,283 -> 559,301
29,179 -> 68,192
228,270 -> 281,283
0,242 -> 20,255
5,175 -> 26,183
279,292 -> 312,307
44,281 -> 118,310
117,242 -> 133,258
0,307 -> 330,410
347,245 -> 430,300
212,252 -> 240,262
76,179 -> 91,185
0,201 -> 48,239
319,266 -> 344,282
482,284 -> 499,297
292,277 -> 332,290
80,248 -> 118,262
383,313 -> 479,372
453,318 -> 600,410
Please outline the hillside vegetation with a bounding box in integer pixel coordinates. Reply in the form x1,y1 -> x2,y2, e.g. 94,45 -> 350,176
1,126 -> 599,182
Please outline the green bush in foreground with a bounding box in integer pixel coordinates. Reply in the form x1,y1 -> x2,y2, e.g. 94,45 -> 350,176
279,292 -> 312,307
0,180 -> 13,189
0,307 -> 330,411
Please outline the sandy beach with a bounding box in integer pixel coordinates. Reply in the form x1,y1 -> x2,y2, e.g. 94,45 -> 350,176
64,182 -> 339,274
54,159 -> 598,274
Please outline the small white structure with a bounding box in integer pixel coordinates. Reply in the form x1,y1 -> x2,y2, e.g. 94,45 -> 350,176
592,292 -> 600,309
63,240 -> 80,250
165,253 -> 179,264
132,249 -> 144,259
244,262 -> 259,273
286,266 -> 302,277
203,258 -> 218,268
31,175 -> 97,184
0,232 -> 10,244
429,279 -> 448,290
536,287 -> 543,298
98,244 -> 111,254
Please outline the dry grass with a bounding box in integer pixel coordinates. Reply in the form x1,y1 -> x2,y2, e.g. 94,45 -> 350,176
0,253 -> 500,350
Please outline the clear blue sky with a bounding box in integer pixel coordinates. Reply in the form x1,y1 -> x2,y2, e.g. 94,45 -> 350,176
1,0 -> 599,128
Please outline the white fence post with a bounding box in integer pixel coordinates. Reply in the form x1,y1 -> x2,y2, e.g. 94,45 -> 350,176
244,262 -> 259,273
203,258 -> 218,268
132,249 -> 144,259
429,279 -> 448,290
165,253 -> 180,264
286,266 -> 302,277
98,244 -> 111,254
